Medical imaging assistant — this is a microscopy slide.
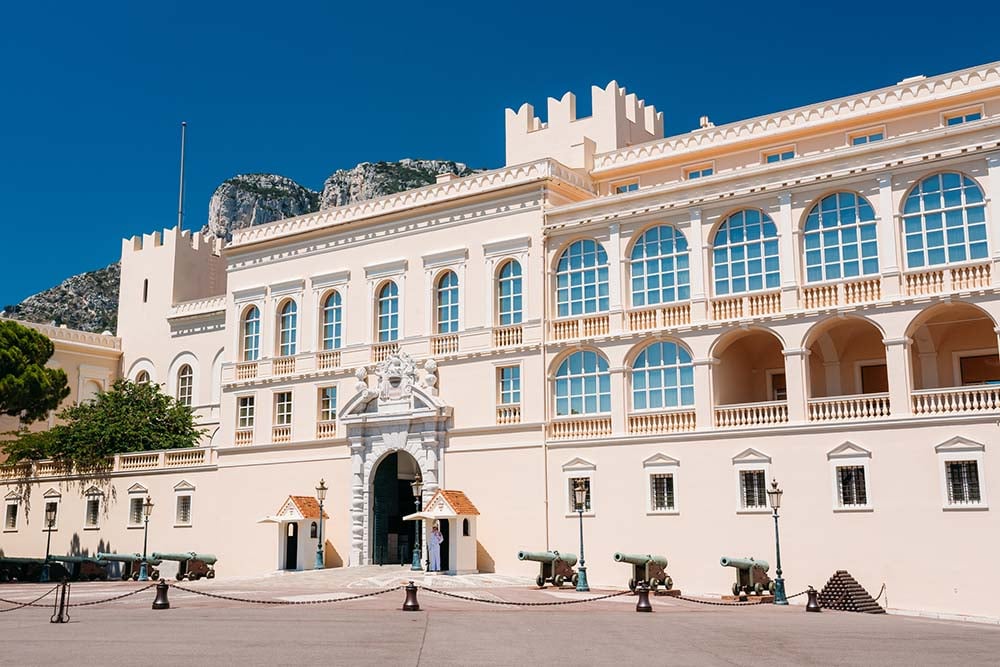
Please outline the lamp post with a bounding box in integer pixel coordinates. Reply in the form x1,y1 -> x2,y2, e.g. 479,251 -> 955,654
315,479 -> 328,570
40,504 -> 56,583
410,474 -> 423,571
573,479 -> 590,592
138,495 -> 154,582
766,479 -> 788,605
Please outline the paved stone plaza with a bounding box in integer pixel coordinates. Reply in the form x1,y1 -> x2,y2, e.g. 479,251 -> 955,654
1,567 -> 999,665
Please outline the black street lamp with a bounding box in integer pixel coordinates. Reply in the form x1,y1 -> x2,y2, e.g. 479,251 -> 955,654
766,479 -> 788,605
410,474 -> 423,571
573,480 -> 589,592
138,495 -> 154,582
40,504 -> 56,583
315,479 -> 327,570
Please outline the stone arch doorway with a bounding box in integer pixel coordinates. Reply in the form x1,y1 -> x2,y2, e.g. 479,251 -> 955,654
370,451 -> 420,565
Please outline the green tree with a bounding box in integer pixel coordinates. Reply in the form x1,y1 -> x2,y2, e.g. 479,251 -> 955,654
2,379 -> 204,471
0,320 -> 70,424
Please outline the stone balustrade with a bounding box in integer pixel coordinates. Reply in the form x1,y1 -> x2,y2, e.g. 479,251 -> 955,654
905,261 -> 991,297
234,429 -> 254,446
316,420 -> 337,439
235,361 -> 259,381
801,277 -> 882,309
912,384 -> 1000,415
626,304 -> 691,332
714,400 -> 788,428
496,404 -> 521,425
273,356 -> 296,375
431,334 -> 459,356
272,425 -> 292,444
808,393 -> 890,422
317,350 -> 341,371
372,342 -> 400,362
492,324 -> 523,348
628,409 -> 696,434
548,416 -> 612,440
0,448 -> 214,481
711,290 -> 781,321
550,314 -> 610,341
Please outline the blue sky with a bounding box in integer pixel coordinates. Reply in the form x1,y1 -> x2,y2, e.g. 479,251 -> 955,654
1,0 -> 998,306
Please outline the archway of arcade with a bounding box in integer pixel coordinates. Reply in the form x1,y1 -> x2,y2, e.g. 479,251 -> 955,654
907,302 -> 1000,390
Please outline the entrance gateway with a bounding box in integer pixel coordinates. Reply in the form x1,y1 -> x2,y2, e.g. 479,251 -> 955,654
339,353 -> 451,566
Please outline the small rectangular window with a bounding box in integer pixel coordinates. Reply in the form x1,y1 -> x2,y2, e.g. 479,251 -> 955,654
85,498 -> 101,528
836,466 -> 868,507
650,473 -> 675,511
129,497 -> 144,526
175,496 -> 192,525
684,164 -> 714,180
763,147 -> 795,164
770,373 -> 787,401
861,364 -> 889,394
498,366 -> 521,405
275,392 -> 293,426
740,470 -> 768,509
946,460 -> 982,505
959,354 -> 1000,386
238,395 -> 255,428
568,477 -> 592,512
613,181 -> 639,194
944,108 -> 983,126
4,503 -> 18,530
849,128 -> 885,145
44,501 -> 59,528
319,386 -> 337,422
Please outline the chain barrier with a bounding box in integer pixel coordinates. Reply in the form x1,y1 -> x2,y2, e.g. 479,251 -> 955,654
0,585 -> 59,613
419,586 -> 632,606
168,582 -> 404,605
872,583 -> 887,603
672,589 -> 810,607
66,583 -> 158,608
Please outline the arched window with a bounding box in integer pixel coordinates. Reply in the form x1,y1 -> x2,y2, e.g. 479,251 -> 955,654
242,306 -> 260,361
554,351 -> 611,416
321,292 -> 342,350
278,301 -> 298,357
310,522 -> 318,539
497,260 -> 523,326
632,342 -> 694,410
176,364 -> 193,407
436,271 -> 459,334
804,192 -> 879,282
712,209 -> 780,296
902,172 -> 988,268
462,518 -> 470,537
376,281 -> 399,342
556,240 -> 609,317
135,370 -> 150,384
630,225 -> 690,306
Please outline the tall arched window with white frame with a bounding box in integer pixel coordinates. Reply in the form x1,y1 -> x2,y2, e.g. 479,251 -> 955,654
803,192 -> 879,282
277,300 -> 298,357
555,240 -> 609,317
630,225 -> 690,307
376,281 -> 399,342
321,292 -> 343,350
497,259 -> 523,326
712,209 -> 780,296
177,364 -> 193,407
902,172 -> 988,269
435,270 -> 459,334
631,341 -> 694,411
241,306 -> 260,361
554,350 -> 611,416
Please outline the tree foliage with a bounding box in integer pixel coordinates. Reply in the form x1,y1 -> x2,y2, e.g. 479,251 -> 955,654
0,320 -> 70,423
2,379 -> 204,470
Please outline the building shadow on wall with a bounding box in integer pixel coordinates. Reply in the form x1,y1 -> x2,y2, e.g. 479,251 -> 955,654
476,541 -> 495,573
323,541 -> 343,568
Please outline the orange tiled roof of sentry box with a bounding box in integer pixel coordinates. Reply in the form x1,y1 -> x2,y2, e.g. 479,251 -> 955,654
289,496 -> 330,519
424,489 -> 480,515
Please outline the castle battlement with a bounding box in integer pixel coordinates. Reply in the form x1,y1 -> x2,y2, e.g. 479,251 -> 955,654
122,227 -> 222,257
505,81 -> 664,170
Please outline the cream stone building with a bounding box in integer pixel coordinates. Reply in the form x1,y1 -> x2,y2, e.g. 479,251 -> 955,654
3,60 -> 1000,622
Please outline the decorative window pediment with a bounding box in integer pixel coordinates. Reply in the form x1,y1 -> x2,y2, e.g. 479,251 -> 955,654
84,486 -> 104,497
43,488 -> 62,499
127,483 -> 148,494
4,491 -> 21,501
732,448 -> 771,465
935,436 -> 985,454
561,457 -> 596,473
173,480 -> 196,492
827,442 -> 872,460
643,453 -> 680,469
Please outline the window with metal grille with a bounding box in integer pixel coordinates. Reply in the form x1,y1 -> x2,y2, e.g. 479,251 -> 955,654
837,466 -> 868,507
238,395 -> 255,428
650,474 -> 675,511
319,386 -> 337,422
5,503 -> 18,530
321,291 -> 343,350
275,392 -> 293,426
176,496 -> 192,525
740,470 -> 768,509
946,460 -> 982,505
568,477 -> 591,512
176,364 -> 193,407
129,497 -> 144,526
85,497 -> 100,527
498,366 -> 520,405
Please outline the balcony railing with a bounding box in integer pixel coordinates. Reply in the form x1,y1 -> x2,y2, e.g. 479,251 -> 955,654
912,384 -> 1000,415
164,449 -> 208,467
550,314 -> 610,341
808,393 -> 890,422
548,416 -> 612,440
801,277 -> 882,309
905,261 -> 991,297
628,409 -> 696,434
119,452 -> 160,471
493,324 -> 523,348
236,362 -> 258,381
711,290 -> 781,321
0,448 -> 214,481
317,350 -> 341,371
626,304 -> 691,332
496,404 -> 521,425
715,400 -> 788,428
316,420 -> 337,439
234,428 -> 254,446
431,334 -> 459,356
272,425 -> 292,443
273,356 -> 296,375
372,342 -> 399,362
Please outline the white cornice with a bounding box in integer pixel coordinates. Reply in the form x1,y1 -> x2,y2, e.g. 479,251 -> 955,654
365,259 -> 408,279
422,247 -> 469,269
483,235 -> 532,258
1,318 -> 121,352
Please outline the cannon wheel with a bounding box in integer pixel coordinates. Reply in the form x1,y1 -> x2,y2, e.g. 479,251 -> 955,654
664,576 -> 673,590
207,570 -> 215,580
732,582 -> 740,596
649,578 -> 659,592
150,569 -> 160,580
553,574 -> 565,588
571,573 -> 579,587
754,582 -> 764,595
768,581 -> 776,595
536,575 -> 545,589
628,578 -> 636,593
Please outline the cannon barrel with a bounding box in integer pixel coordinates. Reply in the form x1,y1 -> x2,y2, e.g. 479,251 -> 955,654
720,556 -> 770,572
517,550 -> 578,566
97,552 -> 162,565
49,555 -> 109,566
0,557 -> 46,564
152,551 -> 217,564
613,552 -> 668,568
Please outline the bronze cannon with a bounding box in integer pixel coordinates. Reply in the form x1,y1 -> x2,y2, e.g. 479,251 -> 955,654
517,550 -> 579,589
97,552 -> 162,581
49,555 -> 110,581
720,556 -> 775,596
152,552 -> 217,581
613,552 -> 673,592
0,556 -> 68,583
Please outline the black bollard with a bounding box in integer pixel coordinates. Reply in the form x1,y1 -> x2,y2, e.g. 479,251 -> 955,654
402,581 -> 420,611
50,578 -> 70,624
805,586 -> 822,612
635,581 -> 653,613
152,579 -> 170,610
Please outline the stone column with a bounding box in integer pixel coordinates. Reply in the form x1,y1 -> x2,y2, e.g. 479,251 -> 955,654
987,155 -> 1000,287
688,208 -> 709,322
782,348 -> 810,423
692,358 -> 716,430
877,174 -> 901,297
349,435 -> 366,566
776,193 -> 798,311
610,366 -> 627,436
883,337 -> 913,417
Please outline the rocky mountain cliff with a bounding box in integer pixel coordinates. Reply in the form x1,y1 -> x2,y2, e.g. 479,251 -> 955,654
5,159 -> 481,333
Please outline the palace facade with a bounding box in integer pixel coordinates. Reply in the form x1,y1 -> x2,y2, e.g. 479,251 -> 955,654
4,61 -> 1000,621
